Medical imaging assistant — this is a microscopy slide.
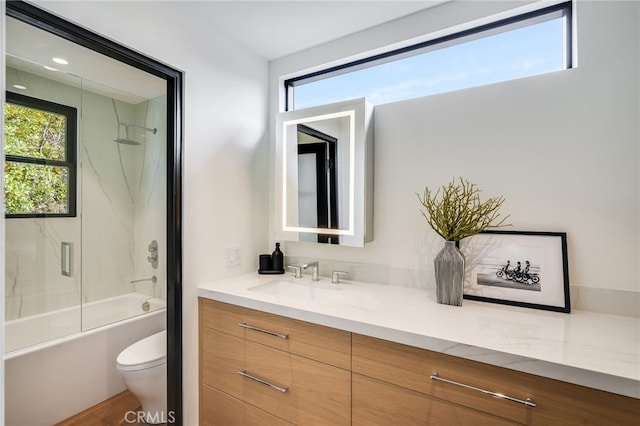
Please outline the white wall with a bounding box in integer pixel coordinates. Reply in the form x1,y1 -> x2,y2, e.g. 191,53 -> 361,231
22,1 -> 270,424
270,1 -> 640,314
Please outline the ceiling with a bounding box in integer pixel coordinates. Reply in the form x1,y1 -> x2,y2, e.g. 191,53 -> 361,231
5,16 -> 166,104
183,1 -> 449,60
6,1 -> 448,103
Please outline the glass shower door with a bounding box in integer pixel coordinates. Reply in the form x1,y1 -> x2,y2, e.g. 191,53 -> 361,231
4,14 -> 168,349
3,42 -> 83,352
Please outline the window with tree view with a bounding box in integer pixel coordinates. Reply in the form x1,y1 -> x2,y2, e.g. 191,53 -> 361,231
4,92 -> 77,217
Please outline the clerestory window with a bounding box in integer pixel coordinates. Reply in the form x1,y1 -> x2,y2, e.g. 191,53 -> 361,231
4,91 -> 77,218
286,2 -> 572,110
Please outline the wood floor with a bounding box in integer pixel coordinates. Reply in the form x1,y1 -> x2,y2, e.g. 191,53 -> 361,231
54,390 -> 165,426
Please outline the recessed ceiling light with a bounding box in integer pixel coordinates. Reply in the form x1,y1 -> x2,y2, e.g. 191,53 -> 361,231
52,57 -> 68,65
13,84 -> 27,90
44,65 -> 58,71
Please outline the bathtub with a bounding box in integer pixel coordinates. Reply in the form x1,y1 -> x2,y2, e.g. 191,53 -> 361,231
4,292 -> 166,426
5,292 -> 165,354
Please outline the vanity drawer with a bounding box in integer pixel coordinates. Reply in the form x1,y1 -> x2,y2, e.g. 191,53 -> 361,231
200,384 -> 293,426
353,374 -> 522,426
525,373 -> 640,426
201,327 -> 351,425
352,334 -> 531,425
199,298 -> 351,369
201,328 -> 244,395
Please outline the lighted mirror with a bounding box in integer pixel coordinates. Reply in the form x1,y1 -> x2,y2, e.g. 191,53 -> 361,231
275,98 -> 373,247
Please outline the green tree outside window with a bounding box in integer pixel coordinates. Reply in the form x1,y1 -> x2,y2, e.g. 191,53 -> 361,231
3,92 -> 77,217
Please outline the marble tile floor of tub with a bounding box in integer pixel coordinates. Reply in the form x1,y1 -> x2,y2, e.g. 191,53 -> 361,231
54,390 -> 166,426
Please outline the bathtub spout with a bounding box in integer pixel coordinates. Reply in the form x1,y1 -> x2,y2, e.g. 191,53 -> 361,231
130,275 -> 157,284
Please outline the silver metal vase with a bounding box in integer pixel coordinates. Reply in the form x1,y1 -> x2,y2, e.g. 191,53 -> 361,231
434,240 -> 465,306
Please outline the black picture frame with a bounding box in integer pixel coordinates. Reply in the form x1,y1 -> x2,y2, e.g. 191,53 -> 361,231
459,230 -> 570,313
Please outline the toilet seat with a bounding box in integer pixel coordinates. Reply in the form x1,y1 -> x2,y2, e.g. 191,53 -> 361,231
117,330 -> 166,372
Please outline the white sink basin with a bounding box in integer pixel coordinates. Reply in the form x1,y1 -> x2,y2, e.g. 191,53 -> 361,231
248,278 -> 345,304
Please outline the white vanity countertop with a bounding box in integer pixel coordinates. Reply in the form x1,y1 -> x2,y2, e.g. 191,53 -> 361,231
198,273 -> 640,399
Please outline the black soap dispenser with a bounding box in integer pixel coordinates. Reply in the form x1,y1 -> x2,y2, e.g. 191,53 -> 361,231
271,242 -> 284,273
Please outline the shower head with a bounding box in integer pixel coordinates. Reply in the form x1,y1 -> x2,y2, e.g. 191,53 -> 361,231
113,137 -> 141,146
121,122 -> 157,135
112,123 -> 155,146
113,125 -> 140,145
111,98 -> 157,146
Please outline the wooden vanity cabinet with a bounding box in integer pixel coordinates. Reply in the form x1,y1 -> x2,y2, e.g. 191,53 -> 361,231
352,334 -> 640,426
200,385 -> 292,426
353,374 -> 521,425
199,298 -> 638,426
199,298 -> 351,425
524,374 -> 639,426
352,334 -> 529,425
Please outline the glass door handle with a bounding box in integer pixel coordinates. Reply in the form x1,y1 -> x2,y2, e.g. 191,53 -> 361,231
61,242 -> 73,277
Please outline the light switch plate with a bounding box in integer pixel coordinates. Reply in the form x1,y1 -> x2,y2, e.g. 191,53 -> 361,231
225,245 -> 241,267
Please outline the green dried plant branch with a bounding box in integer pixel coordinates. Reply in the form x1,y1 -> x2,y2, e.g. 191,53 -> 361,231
416,177 -> 511,241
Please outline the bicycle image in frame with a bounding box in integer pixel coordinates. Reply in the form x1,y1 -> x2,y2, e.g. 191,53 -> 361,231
494,259 -> 541,290
459,231 -> 570,313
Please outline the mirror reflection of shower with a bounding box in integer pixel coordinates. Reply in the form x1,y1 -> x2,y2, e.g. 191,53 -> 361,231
111,98 -> 156,203
297,123 -> 340,244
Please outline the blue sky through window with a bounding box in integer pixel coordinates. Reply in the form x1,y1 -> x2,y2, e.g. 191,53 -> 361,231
293,17 -> 565,109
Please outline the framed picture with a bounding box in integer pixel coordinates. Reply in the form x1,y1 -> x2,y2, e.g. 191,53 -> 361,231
459,231 -> 570,313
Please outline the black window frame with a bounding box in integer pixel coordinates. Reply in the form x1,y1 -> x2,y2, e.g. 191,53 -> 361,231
4,91 -> 78,218
284,1 -> 573,111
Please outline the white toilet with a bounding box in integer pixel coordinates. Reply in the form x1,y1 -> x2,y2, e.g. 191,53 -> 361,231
116,330 -> 167,424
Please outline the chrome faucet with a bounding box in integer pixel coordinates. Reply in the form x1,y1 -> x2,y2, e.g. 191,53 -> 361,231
287,264 -> 303,279
302,262 -> 319,281
130,275 -> 157,284
332,271 -> 348,284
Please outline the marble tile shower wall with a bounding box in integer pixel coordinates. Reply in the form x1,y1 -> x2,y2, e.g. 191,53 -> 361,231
4,218 -> 80,319
4,68 -> 166,321
131,95 -> 166,302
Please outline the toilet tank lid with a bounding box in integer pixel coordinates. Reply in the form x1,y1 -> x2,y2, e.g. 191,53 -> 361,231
117,329 -> 166,368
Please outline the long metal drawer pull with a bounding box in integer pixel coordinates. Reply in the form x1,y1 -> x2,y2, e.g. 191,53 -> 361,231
430,372 -> 536,408
238,322 -> 289,339
238,370 -> 289,393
